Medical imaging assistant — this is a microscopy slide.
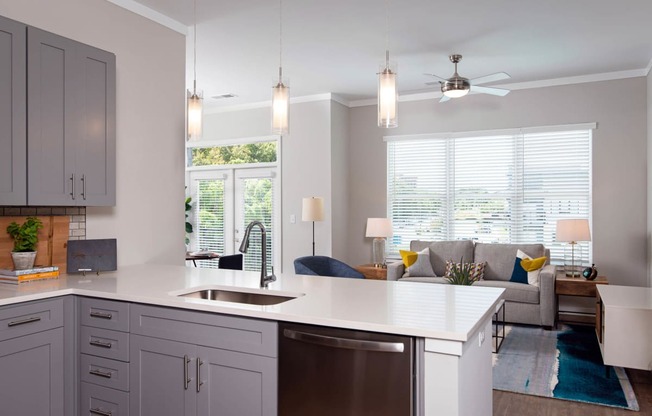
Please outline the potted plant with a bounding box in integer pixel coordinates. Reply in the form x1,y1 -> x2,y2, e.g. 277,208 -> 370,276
445,257 -> 478,285
6,217 -> 43,270
185,193 -> 193,246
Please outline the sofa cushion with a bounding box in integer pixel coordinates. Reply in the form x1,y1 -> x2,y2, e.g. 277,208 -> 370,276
400,276 -> 449,284
410,240 -> 474,277
474,243 -> 545,281
474,280 -> 540,304
444,260 -> 486,281
403,248 -> 436,277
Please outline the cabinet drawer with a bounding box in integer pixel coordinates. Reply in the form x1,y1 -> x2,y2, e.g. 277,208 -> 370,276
81,382 -> 129,416
0,298 -> 64,342
81,326 -> 130,362
81,354 -> 130,392
80,297 -> 129,332
130,303 -> 278,357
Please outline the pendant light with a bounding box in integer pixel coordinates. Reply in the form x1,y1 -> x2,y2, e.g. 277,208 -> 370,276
271,0 -> 289,135
187,0 -> 203,141
377,0 -> 397,128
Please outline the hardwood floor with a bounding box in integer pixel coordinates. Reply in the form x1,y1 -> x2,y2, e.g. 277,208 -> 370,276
493,369 -> 652,415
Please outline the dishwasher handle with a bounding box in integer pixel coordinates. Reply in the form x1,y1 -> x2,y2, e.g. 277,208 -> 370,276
283,328 -> 405,353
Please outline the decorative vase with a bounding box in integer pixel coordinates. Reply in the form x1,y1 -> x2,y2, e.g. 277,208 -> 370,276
582,263 -> 598,280
11,251 -> 37,270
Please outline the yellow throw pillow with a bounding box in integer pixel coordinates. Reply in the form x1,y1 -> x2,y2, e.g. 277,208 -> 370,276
520,256 -> 547,272
399,250 -> 418,268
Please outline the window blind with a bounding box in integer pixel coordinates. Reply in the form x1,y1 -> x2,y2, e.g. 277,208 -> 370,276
238,177 -> 275,272
193,178 -> 226,269
387,128 -> 592,265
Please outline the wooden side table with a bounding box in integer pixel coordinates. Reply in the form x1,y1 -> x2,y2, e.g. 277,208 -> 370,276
355,264 -> 387,280
555,274 -> 608,325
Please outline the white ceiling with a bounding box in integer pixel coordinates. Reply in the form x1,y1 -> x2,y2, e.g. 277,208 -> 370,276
124,0 -> 652,109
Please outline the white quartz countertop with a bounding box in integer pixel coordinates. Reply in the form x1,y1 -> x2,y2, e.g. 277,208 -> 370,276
0,264 -> 504,341
597,285 -> 652,310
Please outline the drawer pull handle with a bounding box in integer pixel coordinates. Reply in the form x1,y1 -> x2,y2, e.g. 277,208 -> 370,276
90,408 -> 112,416
89,311 -> 113,320
7,316 -> 41,327
183,355 -> 191,390
89,369 -> 112,379
196,358 -> 204,392
89,339 -> 112,349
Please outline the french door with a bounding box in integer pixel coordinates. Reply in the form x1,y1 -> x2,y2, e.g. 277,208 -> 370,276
188,167 -> 279,272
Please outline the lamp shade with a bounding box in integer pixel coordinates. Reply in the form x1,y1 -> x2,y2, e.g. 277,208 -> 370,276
366,218 -> 393,238
556,219 -> 591,242
302,197 -> 324,222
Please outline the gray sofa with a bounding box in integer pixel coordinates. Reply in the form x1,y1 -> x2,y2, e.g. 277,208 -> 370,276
387,240 -> 556,328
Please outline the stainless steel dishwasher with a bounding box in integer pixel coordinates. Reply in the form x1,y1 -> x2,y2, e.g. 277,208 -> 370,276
279,322 -> 414,416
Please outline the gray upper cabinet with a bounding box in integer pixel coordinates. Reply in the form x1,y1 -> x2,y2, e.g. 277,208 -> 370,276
0,16 -> 27,205
27,26 -> 116,206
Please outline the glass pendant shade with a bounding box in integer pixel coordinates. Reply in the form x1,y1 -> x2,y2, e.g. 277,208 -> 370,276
187,90 -> 203,141
378,63 -> 398,128
271,80 -> 290,135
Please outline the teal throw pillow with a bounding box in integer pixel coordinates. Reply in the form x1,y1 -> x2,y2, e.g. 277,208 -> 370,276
509,250 -> 529,284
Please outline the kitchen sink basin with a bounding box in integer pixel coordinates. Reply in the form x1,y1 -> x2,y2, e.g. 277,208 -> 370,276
178,288 -> 299,305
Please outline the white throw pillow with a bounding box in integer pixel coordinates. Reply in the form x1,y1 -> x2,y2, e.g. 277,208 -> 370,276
406,248 -> 436,277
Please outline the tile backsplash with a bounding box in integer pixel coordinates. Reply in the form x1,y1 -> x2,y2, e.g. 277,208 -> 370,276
0,206 -> 86,240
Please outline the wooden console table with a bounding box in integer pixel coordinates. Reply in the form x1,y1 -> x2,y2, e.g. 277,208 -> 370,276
355,264 -> 387,280
555,274 -> 608,325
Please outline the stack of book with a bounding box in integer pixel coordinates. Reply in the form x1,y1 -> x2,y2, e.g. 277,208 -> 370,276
0,266 -> 60,284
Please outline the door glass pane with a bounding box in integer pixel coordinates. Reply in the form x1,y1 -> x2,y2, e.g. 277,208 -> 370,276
240,177 -> 274,272
194,178 -> 225,268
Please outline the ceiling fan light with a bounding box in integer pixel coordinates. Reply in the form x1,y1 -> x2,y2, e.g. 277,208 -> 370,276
441,77 -> 470,98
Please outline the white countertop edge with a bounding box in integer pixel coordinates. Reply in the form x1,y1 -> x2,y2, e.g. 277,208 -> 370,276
0,285 -> 504,342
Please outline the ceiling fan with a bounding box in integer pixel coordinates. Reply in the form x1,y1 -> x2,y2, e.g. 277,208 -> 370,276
425,54 -> 511,103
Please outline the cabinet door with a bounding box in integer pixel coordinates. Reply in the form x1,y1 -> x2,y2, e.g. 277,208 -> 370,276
130,334 -> 197,416
0,327 -> 64,416
75,43 -> 116,206
197,345 -> 277,416
0,15 -> 26,205
27,26 -> 79,206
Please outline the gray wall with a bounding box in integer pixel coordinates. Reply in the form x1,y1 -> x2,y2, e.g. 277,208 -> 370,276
1,0 -> 187,267
648,69 -> 652,287
331,102 -> 350,261
348,78 -> 648,287
201,100 -> 334,273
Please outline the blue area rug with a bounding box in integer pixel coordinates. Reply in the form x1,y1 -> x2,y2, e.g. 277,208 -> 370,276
492,324 -> 639,410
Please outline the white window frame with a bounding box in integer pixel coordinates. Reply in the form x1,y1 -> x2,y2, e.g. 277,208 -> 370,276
385,123 -> 594,265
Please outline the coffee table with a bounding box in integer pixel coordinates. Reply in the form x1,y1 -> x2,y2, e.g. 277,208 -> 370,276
493,299 -> 506,353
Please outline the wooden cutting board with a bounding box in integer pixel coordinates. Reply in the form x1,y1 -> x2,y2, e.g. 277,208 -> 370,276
0,216 -> 70,273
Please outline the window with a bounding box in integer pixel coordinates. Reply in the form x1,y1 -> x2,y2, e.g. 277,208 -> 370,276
187,138 -> 280,272
387,125 -> 593,265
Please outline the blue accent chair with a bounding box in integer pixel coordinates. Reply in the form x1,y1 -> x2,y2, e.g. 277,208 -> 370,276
293,256 -> 364,279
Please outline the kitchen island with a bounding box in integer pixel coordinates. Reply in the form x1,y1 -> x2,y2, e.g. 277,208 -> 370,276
0,264 -> 503,416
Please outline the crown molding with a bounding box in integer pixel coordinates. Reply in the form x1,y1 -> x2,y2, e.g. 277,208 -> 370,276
349,68 -> 649,107
106,0 -> 187,34
204,93 -> 349,114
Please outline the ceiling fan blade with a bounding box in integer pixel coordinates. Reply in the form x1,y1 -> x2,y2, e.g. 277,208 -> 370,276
424,73 -> 448,82
439,95 -> 451,103
469,72 -> 510,85
471,85 -> 510,96
425,81 -> 442,86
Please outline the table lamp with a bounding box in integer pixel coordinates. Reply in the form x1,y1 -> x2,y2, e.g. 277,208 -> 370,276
366,218 -> 393,268
302,197 -> 324,256
556,219 -> 591,278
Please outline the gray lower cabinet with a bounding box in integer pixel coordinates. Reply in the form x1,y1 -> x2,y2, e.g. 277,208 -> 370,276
0,15 -> 27,205
0,298 -> 65,416
129,304 -> 278,416
27,26 -> 116,206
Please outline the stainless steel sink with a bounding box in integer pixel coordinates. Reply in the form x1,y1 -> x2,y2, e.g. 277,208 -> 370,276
178,288 -> 298,305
